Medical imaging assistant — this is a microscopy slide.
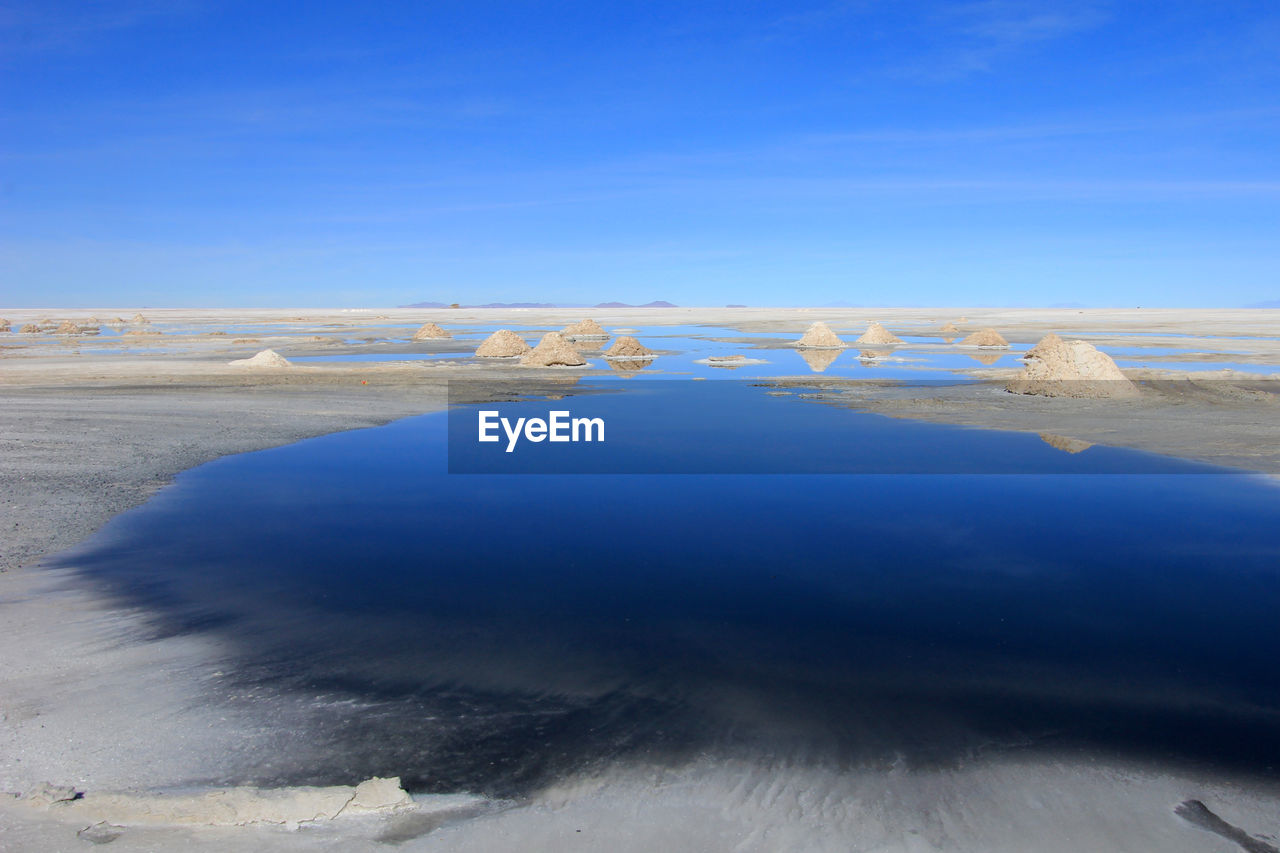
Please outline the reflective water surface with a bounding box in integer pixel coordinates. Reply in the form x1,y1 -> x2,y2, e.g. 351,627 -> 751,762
53,382 -> 1280,796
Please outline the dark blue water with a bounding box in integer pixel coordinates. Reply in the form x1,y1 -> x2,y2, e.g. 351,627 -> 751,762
447,381 -> 1220,474
53,381 -> 1280,796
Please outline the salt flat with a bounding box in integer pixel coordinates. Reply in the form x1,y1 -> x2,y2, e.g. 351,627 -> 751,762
1,306 -> 1278,852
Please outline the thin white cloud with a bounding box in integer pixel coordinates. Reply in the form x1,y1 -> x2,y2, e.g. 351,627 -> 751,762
884,0 -> 1109,81
798,106 -> 1280,146
0,0 -> 199,57
752,0 -> 878,42
948,0 -> 1106,44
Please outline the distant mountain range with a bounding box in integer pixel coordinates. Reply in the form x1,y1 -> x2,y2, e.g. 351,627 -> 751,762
400,300 -> 678,309
400,301 -> 564,308
592,300 -> 678,308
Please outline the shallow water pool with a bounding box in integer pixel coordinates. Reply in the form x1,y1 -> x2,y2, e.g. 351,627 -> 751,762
53,380 -> 1280,796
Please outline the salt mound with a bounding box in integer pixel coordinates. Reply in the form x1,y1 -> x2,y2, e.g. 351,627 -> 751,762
229,349 -> 292,368
940,322 -> 960,337
412,322 -> 451,340
1040,433 -> 1094,454
794,321 -> 846,349
0,318 -> 10,331
55,320 -> 79,334
20,324 -> 39,333
1007,333 -> 1139,398
697,354 -> 756,368
959,327 -> 1009,348
855,322 -> 903,346
1024,334 -> 1062,360
521,332 -> 587,366
604,336 -> 655,359
475,329 -> 532,357
561,318 -> 608,339
131,313 -> 149,325
797,348 -> 841,372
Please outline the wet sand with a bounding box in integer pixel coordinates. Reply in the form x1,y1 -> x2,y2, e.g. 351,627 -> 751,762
2,307 -> 1279,850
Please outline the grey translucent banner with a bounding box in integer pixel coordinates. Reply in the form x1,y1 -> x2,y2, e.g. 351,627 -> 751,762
446,378 -> 1272,474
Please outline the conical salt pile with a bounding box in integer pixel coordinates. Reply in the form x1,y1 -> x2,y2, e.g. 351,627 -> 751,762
794,321 -> 846,349
412,322 -> 451,341
229,349 -> 292,368
520,332 -> 587,366
604,336 -> 655,359
855,321 -> 903,345
940,322 -> 960,337
475,329 -> 531,357
1024,334 -> 1062,360
55,320 -> 79,334
132,313 -> 150,325
20,323 -> 39,333
1007,333 -> 1139,398
0,319 -> 10,332
561,318 -> 608,339
959,328 -> 1009,348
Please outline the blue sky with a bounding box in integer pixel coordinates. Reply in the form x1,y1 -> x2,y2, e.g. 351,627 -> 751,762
2,0 -> 1278,307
